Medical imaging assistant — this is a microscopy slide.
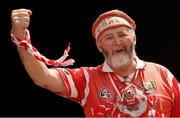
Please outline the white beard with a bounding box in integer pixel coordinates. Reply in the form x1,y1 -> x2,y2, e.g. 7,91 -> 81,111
101,41 -> 135,69
111,53 -> 130,69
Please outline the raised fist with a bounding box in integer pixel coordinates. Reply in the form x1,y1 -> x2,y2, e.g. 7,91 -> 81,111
11,9 -> 32,40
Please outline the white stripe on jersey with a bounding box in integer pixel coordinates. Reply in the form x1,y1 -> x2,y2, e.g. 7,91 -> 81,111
62,68 -> 78,98
81,69 -> 90,106
178,83 -> 180,93
167,70 -> 174,88
167,70 -> 175,99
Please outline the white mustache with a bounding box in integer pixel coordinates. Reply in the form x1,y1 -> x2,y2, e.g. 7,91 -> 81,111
113,46 -> 125,52
112,46 -> 127,52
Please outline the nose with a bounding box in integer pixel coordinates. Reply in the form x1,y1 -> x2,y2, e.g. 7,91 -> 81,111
114,36 -> 122,45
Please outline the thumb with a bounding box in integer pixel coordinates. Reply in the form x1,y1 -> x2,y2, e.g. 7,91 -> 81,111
27,9 -> 32,16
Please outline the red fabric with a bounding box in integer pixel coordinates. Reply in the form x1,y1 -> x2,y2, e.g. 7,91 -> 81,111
92,9 -> 136,40
55,59 -> 180,117
171,78 -> 180,116
10,29 -> 74,67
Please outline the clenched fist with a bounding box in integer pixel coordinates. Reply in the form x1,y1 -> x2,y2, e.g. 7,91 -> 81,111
11,9 -> 32,40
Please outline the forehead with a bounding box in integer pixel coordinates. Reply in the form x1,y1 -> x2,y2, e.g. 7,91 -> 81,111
100,26 -> 131,37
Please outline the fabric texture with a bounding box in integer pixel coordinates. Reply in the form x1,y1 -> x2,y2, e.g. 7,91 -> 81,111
92,9 -> 136,40
54,57 -> 180,117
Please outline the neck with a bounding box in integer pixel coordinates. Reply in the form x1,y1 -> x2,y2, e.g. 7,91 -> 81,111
111,58 -> 136,77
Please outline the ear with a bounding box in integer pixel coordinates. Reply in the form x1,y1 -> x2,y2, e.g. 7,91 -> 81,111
131,30 -> 136,44
96,40 -> 103,53
133,34 -> 136,45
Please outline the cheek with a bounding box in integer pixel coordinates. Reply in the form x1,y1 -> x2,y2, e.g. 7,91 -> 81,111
98,44 -> 112,58
123,38 -> 134,48
101,43 -> 112,53
98,40 -> 113,52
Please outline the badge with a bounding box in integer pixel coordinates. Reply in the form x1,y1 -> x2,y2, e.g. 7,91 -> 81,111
99,88 -> 113,99
143,81 -> 157,93
117,84 -> 148,117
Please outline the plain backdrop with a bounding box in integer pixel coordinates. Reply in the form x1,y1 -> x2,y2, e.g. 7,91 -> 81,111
0,0 -> 179,117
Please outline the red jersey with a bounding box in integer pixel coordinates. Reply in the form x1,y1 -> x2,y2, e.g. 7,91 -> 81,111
54,57 -> 180,117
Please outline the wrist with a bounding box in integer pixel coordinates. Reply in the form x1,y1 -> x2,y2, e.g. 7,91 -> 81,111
12,28 -> 26,40
11,29 -> 31,44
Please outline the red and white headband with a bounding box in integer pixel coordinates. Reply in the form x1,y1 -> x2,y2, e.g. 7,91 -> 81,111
95,16 -> 132,39
92,10 -> 136,40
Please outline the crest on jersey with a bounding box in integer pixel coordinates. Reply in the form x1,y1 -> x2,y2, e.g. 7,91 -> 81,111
117,84 -> 148,117
143,81 -> 157,93
99,88 -> 113,99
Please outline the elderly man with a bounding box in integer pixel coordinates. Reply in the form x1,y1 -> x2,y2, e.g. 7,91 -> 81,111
11,9 -> 180,117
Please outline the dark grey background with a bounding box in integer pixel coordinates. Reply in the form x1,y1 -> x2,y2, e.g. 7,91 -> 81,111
0,0 -> 179,117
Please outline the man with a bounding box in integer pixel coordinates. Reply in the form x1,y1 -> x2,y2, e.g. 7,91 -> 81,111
11,8 -> 180,117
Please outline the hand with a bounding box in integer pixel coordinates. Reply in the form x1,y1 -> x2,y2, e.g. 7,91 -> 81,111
11,8 -> 32,40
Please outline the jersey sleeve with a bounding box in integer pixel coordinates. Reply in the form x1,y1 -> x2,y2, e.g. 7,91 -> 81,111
165,69 -> 180,116
54,67 -> 89,103
170,74 -> 180,116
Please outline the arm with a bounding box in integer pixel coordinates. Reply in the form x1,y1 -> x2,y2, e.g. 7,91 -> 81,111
11,9 -> 66,94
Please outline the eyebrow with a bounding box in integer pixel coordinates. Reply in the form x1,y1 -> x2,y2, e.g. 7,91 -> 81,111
123,29 -> 133,33
103,33 -> 112,37
101,28 -> 133,38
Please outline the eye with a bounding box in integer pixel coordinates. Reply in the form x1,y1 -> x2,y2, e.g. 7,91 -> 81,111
118,33 -> 128,38
105,36 -> 113,40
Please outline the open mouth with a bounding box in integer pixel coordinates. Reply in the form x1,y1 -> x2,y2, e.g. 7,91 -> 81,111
114,49 -> 125,54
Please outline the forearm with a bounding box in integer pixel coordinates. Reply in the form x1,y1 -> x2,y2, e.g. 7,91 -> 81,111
12,8 -> 66,93
17,46 -> 51,86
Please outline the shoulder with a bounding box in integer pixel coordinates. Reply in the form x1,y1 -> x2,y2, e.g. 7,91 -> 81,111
57,64 -> 103,75
79,64 -> 103,74
142,61 -> 176,84
139,59 -> 172,76
142,60 -> 175,79
144,61 -> 168,71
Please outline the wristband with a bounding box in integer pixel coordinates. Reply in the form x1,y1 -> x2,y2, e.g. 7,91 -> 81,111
10,29 -> 75,67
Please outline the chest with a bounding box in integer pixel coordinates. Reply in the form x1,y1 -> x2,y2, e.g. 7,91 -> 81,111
84,71 -> 173,117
